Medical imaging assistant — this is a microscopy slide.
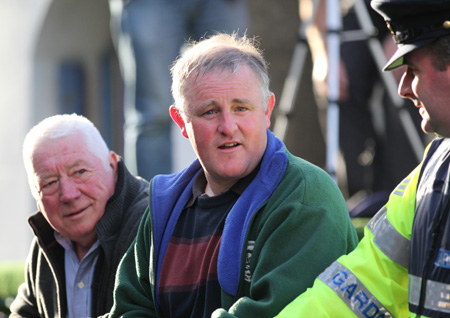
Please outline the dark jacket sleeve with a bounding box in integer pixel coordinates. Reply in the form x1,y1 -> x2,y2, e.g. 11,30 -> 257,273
108,206 -> 159,318
10,240 -> 45,318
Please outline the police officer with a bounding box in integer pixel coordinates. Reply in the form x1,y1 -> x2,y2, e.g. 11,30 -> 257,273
276,0 -> 450,317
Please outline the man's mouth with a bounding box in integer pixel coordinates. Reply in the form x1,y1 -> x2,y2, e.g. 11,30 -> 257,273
413,100 -> 422,108
219,143 -> 239,149
66,208 -> 86,217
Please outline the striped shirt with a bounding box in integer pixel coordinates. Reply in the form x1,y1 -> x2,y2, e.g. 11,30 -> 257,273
158,169 -> 256,317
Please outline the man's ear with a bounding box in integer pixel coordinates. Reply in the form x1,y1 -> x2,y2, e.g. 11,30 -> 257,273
265,93 -> 276,129
170,105 -> 189,138
108,151 -> 119,182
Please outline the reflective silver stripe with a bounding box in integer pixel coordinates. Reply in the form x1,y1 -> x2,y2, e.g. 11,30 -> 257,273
392,177 -> 411,197
367,207 -> 410,268
409,274 -> 450,314
319,262 -> 394,318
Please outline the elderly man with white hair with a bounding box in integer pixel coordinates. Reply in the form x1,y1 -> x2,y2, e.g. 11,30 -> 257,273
10,113 -> 149,318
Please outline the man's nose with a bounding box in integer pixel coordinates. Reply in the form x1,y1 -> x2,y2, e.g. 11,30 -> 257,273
398,70 -> 413,99
59,178 -> 80,202
218,111 -> 238,135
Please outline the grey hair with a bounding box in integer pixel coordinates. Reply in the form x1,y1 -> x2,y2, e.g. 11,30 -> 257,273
23,113 -> 110,199
170,32 -> 271,113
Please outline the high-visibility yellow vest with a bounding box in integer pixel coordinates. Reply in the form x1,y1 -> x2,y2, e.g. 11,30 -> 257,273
276,143 -> 434,318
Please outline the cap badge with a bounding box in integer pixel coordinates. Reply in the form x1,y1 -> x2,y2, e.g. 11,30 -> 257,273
386,20 -> 395,35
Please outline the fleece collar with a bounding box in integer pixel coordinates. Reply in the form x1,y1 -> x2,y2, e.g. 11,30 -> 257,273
150,130 -> 288,304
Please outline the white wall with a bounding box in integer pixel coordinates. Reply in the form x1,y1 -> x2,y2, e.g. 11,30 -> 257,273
0,0 -> 51,261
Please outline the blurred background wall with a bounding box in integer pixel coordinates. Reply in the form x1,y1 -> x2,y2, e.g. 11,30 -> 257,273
0,0 -> 323,261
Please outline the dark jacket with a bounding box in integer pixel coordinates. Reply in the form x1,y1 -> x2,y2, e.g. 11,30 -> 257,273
409,137 -> 450,317
9,160 -> 149,318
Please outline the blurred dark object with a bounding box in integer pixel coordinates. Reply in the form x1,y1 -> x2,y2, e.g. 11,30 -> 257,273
347,190 -> 390,218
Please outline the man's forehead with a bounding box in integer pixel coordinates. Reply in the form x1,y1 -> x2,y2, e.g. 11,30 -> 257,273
403,45 -> 430,66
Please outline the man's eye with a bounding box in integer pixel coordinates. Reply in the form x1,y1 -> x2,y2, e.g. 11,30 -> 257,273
76,169 -> 86,175
236,106 -> 247,112
39,180 -> 58,195
204,109 -> 216,116
43,180 -> 57,188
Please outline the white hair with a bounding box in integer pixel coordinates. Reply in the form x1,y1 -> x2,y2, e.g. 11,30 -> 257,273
23,113 -> 110,198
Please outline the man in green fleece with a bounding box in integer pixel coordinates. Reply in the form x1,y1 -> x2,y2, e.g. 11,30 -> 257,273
107,32 -> 358,318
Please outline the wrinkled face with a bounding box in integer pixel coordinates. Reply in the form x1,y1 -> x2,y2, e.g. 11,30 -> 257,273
171,65 -> 274,195
31,133 -> 117,246
398,46 -> 450,137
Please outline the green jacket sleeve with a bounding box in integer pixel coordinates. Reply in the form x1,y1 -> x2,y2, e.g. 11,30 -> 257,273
275,228 -> 409,318
213,158 -> 359,317
109,206 -> 158,318
275,165 -> 421,318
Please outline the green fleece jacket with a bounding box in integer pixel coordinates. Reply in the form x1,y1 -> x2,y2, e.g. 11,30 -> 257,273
108,131 -> 358,318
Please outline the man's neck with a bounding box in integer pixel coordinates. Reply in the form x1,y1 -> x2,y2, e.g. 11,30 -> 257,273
74,242 -> 94,261
54,231 -> 98,261
204,180 -> 236,197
